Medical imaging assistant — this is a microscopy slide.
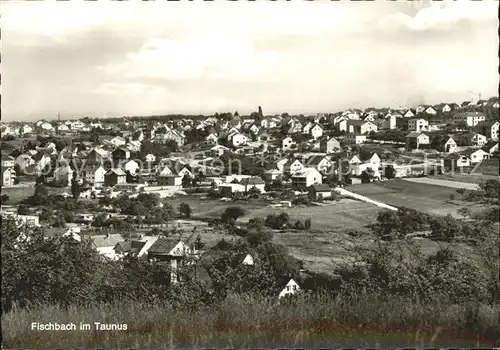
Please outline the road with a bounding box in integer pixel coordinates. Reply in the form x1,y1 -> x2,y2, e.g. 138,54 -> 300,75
401,177 -> 480,191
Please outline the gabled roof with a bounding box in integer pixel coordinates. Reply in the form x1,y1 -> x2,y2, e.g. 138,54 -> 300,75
92,234 -> 124,248
148,238 -> 185,254
309,184 -> 331,192
305,155 -> 329,166
240,177 -> 265,185
406,132 -> 428,138
460,148 -> 488,157
106,168 -> 126,176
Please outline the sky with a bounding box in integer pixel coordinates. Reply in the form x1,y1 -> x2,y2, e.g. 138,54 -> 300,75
1,0 -> 498,121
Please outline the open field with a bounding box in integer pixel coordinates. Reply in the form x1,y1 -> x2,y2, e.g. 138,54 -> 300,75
401,177 -> 480,190
348,179 -> 484,217
240,199 -> 380,232
429,173 -> 499,184
2,186 -> 68,204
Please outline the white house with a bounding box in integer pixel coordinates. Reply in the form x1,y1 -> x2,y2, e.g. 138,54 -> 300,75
91,234 -> 124,260
406,132 -> 430,150
241,254 -> 254,265
283,159 -> 304,175
40,122 -> 54,131
57,124 -> 70,132
282,137 -> 296,151
440,137 -> 458,153
278,278 -> 301,299
463,149 -> 490,164
408,118 -> 429,132
345,134 -> 367,144
291,167 -> 322,190
110,136 -> 126,147
230,133 -> 247,147
123,160 -> 140,174
403,110 -> 415,118
2,167 -> 16,186
425,106 -> 437,115
22,125 -> 33,134
1,156 -> 15,167
310,124 -> 323,139
347,120 -> 378,134
210,145 -> 229,157
82,166 -> 106,187
454,112 -> 486,127
145,154 -> 156,162
71,121 -> 86,130
53,164 -> 73,184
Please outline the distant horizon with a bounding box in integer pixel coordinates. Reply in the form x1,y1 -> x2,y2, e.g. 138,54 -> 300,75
2,1 -> 498,122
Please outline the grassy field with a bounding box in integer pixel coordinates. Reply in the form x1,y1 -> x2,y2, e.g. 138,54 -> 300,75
348,179 -> 484,217
241,199 -> 380,232
3,294 -> 498,348
2,186 -> 68,205
430,173 -> 499,184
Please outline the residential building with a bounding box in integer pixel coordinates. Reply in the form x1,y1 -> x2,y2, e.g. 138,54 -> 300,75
148,239 -> 192,284
408,118 -> 429,132
308,184 -> 332,200
475,121 -> 499,141
453,112 -> 486,127
283,159 -> 304,175
406,132 -> 430,150
230,133 -> 248,147
277,278 -> 300,299
282,137 -> 296,151
310,124 -> 323,139
157,175 -> 182,187
482,141 -> 499,155
346,120 -> 378,134
210,145 -> 229,157
459,133 -> 488,147
291,167 -> 322,190
22,125 -> 33,134
320,137 -> 341,153
53,164 -> 73,184
105,168 -> 127,186
438,137 -> 458,153
82,166 -> 106,187
461,149 -> 490,164
91,234 -> 124,260
345,133 -> 367,144
304,155 -> 332,174
443,154 -> 471,169
1,155 -> 15,167
1,166 -> 16,186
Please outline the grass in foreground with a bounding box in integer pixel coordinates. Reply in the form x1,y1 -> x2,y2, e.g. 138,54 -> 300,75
3,293 -> 498,348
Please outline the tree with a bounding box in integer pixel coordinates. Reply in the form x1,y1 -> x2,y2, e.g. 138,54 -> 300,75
247,186 -> 261,198
71,172 -> 80,200
449,194 -> 455,201
17,205 -> 31,215
179,203 -> 192,218
182,174 -> 192,188
221,206 -> 245,223
1,195 -> 9,204
304,218 -> 312,230
385,165 -> 396,179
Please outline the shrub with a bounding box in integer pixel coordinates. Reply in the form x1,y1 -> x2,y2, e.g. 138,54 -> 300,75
304,218 -> 312,230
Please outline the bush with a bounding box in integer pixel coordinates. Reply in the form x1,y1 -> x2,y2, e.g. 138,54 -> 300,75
304,218 -> 312,230
179,203 -> 192,218
293,220 -> 305,230
221,206 -> 245,223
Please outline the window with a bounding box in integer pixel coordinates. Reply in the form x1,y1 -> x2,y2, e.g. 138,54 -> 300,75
286,286 -> 290,291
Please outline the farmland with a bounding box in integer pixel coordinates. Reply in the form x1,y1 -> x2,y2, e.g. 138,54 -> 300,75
348,179 -> 484,217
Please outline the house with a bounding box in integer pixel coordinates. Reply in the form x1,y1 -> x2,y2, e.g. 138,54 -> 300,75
309,124 -> 323,139
57,124 -> 70,132
1,155 -> 15,167
263,169 -> 282,182
416,105 -> 427,114
304,155 -> 332,174
210,145 -> 229,157
70,121 -> 85,130
403,109 -> 416,118
346,120 -> 377,134
286,121 -> 303,134
438,137 -> 458,153
256,129 -> 272,142
345,133 -> 367,144
53,164 -> 73,184
81,166 -> 106,187
105,168 -> 127,187
157,175 -> 182,187
291,167 -> 322,190
123,160 -> 140,175
145,154 -> 156,163
241,254 -> 254,265
461,148 -> 490,164
148,239 -> 192,284
62,226 -> 82,242
230,133 -> 248,147
158,130 -> 185,146
444,154 -> 471,169
22,125 -> 33,134
33,152 -> 52,173
40,122 -> 54,131
482,141 -> 499,155
15,154 -> 35,171
475,121 -> 499,141
350,153 -> 381,176
249,124 -> 260,135
91,234 -> 124,260
205,133 -> 218,144
320,137 -> 341,153
424,106 -> 437,115
453,112 -> 486,127
283,159 -> 304,175
459,133 -> 488,147
1,166 -> 16,186
112,147 -> 131,161
240,177 -> 266,193
308,184 -> 332,200
408,118 -> 429,132
282,137 -> 296,151
277,277 -> 300,299
114,237 -> 157,259
110,136 -> 126,147
406,132 -> 430,150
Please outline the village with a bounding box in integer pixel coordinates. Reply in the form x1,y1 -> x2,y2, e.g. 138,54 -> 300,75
1,97 -> 499,299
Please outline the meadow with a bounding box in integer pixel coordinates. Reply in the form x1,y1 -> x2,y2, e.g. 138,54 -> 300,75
348,179 -> 484,217
3,293 -> 498,348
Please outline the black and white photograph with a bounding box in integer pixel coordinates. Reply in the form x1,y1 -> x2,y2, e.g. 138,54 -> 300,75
1,0 -> 499,348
